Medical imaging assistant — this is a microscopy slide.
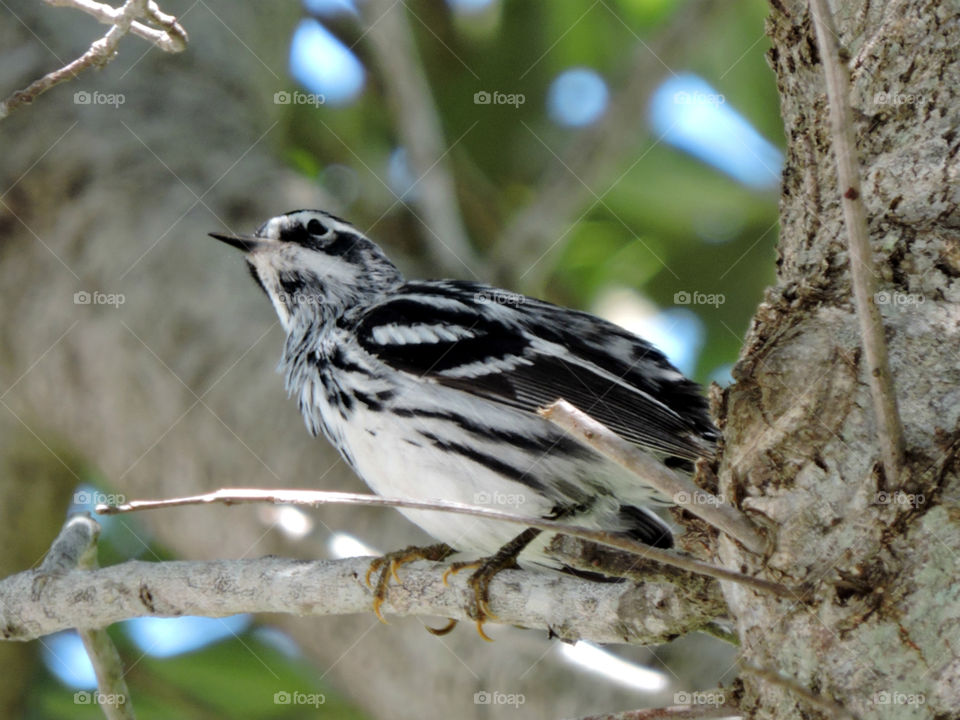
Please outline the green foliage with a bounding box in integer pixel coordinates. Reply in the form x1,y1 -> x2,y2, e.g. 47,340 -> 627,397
284,0 -> 780,383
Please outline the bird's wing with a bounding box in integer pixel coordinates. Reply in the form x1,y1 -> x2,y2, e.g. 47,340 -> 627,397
353,281 -> 717,461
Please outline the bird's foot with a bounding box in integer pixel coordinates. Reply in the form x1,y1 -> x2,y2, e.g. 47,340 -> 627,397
442,527 -> 543,641
442,559 -> 507,641
365,543 -> 455,625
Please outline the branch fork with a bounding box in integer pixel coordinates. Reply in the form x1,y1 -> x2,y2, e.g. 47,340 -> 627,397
0,0 -> 188,119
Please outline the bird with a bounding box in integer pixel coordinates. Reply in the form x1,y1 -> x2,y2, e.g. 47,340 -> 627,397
210,209 -> 718,637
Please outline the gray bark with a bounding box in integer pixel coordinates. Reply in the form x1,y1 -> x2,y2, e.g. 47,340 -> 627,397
1,551 -> 725,646
717,1 -> 960,718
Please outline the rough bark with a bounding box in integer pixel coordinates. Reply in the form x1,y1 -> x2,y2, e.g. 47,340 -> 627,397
1,552 -> 726,646
717,2 -> 960,718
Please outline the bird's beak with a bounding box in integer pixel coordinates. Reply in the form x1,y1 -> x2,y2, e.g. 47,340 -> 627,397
208,232 -> 265,253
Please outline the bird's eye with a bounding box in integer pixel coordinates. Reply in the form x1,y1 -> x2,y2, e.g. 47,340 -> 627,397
307,218 -> 328,235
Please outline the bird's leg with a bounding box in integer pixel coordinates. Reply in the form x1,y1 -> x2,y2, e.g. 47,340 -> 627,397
443,527 -> 542,641
365,543 -> 456,624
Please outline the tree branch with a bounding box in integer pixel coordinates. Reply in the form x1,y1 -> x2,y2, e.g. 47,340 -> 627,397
566,702 -> 738,720
0,0 -> 187,120
44,0 -> 188,51
4,527 -> 722,646
77,629 -> 134,720
739,662 -> 857,720
34,516 -> 134,720
97,488 -> 797,599
808,0 -> 906,482
540,400 -> 769,555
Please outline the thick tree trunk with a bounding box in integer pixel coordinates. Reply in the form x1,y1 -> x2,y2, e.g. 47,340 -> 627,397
718,2 -> 960,718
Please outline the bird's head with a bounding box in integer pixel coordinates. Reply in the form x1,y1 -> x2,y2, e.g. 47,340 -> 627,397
210,210 -> 403,331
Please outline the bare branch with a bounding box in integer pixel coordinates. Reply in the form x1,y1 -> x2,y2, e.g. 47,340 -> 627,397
808,0 -> 906,483
566,701 -> 739,720
44,0 -> 188,51
540,400 -> 769,555
36,514 -> 101,578
5,541 -> 721,647
0,0 -> 187,120
97,487 -> 797,598
77,629 -> 134,720
739,662 -> 858,720
34,516 -> 135,720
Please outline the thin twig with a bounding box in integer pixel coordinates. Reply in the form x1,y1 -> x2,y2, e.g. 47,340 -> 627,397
34,516 -> 135,720
541,400 -> 769,555
44,0 -> 188,51
740,662 -> 859,720
567,701 -> 739,720
78,630 -> 135,720
808,0 -> 905,482
0,0 -> 187,119
97,488 -> 798,599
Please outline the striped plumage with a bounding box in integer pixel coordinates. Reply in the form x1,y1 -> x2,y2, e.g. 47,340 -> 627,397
211,210 -> 718,566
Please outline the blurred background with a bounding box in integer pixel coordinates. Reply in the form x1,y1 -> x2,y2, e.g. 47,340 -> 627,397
0,0 -> 780,717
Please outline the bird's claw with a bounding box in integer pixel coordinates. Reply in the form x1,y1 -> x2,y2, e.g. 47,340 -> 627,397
425,618 -> 458,636
365,543 -> 456,625
366,539 -> 523,640
440,557 -> 505,639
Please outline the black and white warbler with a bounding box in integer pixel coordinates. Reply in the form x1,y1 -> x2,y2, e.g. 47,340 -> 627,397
211,210 -> 717,631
